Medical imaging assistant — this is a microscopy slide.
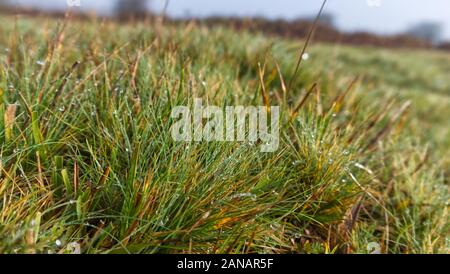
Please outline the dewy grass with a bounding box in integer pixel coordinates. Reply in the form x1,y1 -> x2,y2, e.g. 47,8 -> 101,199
0,15 -> 448,254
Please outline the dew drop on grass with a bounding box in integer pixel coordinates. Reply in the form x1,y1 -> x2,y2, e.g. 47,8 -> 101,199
302,53 -> 310,60
231,193 -> 257,201
158,218 -> 168,227
270,222 -> 281,231
58,106 -> 66,112
55,239 -> 62,247
67,242 -> 81,254
36,60 -> 45,66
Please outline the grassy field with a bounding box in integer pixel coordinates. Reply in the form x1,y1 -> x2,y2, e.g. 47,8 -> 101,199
0,15 -> 448,254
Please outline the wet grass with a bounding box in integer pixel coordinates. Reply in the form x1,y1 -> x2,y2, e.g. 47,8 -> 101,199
0,15 -> 448,254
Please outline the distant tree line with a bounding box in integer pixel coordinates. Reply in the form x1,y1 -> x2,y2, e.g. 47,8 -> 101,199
407,22 -> 442,44
192,16 -> 439,50
115,0 -> 149,19
0,0 -> 448,48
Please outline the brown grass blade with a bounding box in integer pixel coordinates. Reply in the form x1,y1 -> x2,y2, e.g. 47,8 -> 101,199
286,0 -> 327,94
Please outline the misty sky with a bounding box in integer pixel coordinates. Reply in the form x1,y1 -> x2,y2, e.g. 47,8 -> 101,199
7,0 -> 450,40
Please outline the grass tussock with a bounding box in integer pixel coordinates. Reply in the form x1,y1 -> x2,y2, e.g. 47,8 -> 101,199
0,15 -> 448,254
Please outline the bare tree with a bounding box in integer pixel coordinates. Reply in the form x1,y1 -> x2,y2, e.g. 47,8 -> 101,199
407,22 -> 442,44
115,0 -> 149,19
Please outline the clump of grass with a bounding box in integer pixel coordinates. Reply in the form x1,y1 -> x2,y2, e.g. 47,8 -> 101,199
0,15 -> 448,254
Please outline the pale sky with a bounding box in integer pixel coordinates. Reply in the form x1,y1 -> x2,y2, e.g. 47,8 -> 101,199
7,0 -> 450,40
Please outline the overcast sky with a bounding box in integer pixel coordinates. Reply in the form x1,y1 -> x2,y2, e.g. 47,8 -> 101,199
8,0 -> 450,40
